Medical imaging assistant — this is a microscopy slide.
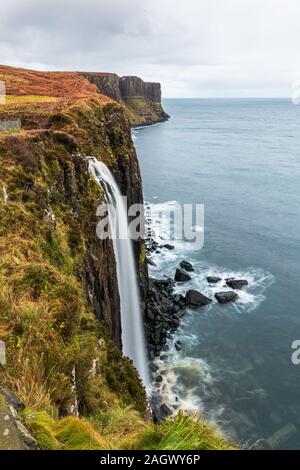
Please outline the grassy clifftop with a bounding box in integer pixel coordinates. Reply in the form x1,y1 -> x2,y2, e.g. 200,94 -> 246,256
0,65 -> 235,450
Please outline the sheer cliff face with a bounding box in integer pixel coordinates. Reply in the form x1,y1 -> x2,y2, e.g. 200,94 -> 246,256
82,73 -> 169,126
0,68 -> 148,415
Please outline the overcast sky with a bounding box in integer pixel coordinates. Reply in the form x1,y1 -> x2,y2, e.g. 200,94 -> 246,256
1,0 -> 300,97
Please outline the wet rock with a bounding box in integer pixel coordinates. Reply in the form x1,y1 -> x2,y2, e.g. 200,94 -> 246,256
186,289 -> 212,307
226,279 -> 248,289
173,293 -> 186,307
160,404 -> 172,419
160,355 -> 169,361
150,363 -> 159,373
266,423 -> 297,449
163,244 -> 175,250
147,258 -> 157,267
175,268 -> 191,282
175,340 -> 183,351
149,351 -> 155,360
155,375 -> 163,383
146,277 -> 185,355
207,276 -> 222,283
215,291 -> 239,304
179,260 -> 194,272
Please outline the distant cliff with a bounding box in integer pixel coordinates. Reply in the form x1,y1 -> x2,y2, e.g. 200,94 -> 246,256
81,73 -> 169,126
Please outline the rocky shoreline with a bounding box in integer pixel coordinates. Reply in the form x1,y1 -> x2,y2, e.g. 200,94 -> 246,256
144,216 -> 249,421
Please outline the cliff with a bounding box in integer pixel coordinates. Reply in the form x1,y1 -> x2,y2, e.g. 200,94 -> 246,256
81,73 -> 170,126
0,64 -> 235,451
0,65 -> 148,431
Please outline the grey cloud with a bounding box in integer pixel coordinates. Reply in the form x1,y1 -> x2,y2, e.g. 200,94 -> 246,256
0,0 -> 300,97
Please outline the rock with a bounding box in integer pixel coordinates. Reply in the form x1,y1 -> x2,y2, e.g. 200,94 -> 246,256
147,258 -> 157,267
249,439 -> 272,450
175,341 -> 183,351
186,290 -> 212,307
160,404 -> 172,419
149,351 -> 155,360
179,260 -> 194,272
160,355 -> 169,361
266,423 -> 297,449
173,293 -> 186,306
215,291 -> 239,304
207,276 -> 221,283
150,363 -> 159,373
174,268 -> 191,282
0,386 -> 25,411
163,244 -> 175,250
226,279 -> 248,289
155,375 -> 163,383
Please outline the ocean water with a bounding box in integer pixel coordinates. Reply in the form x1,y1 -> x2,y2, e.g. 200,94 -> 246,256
133,99 -> 300,449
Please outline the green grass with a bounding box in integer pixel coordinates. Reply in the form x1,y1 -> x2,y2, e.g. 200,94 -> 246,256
133,412 -> 237,450
22,405 -> 237,451
0,95 -> 237,451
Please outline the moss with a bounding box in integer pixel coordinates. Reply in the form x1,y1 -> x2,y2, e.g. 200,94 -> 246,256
139,242 -> 146,265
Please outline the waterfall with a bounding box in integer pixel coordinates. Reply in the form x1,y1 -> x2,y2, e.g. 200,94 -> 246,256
88,157 -> 150,389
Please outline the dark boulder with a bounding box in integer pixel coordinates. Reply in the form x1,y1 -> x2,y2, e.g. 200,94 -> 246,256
163,244 -> 175,250
147,258 -> 157,267
160,404 -> 172,419
173,293 -> 186,306
207,276 -> 221,283
179,260 -> 194,272
215,291 -> 239,303
186,289 -> 212,307
175,340 -> 183,351
226,279 -> 248,289
175,268 -> 191,282
150,363 -> 159,373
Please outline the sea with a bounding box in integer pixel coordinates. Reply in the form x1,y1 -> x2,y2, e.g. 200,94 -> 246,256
133,98 -> 300,449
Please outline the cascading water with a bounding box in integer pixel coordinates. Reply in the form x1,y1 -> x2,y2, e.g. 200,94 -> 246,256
88,157 -> 150,389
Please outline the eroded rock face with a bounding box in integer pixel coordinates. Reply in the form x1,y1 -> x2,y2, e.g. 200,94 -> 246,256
81,73 -> 121,102
82,73 -> 169,126
145,278 -> 186,357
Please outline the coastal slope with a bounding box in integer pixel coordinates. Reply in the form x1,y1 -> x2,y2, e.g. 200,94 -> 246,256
0,64 -> 233,451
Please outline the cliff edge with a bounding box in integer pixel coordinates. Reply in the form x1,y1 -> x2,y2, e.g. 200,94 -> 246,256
81,73 -> 170,126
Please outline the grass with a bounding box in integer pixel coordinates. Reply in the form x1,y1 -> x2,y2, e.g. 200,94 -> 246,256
2,95 -> 58,106
21,405 -> 236,451
133,412 -> 237,450
0,69 -> 236,450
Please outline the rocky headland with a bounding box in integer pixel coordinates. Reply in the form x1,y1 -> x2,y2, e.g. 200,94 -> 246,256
0,64 -> 234,451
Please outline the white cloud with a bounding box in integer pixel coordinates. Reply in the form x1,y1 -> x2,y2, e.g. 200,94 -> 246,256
0,0 -> 300,97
